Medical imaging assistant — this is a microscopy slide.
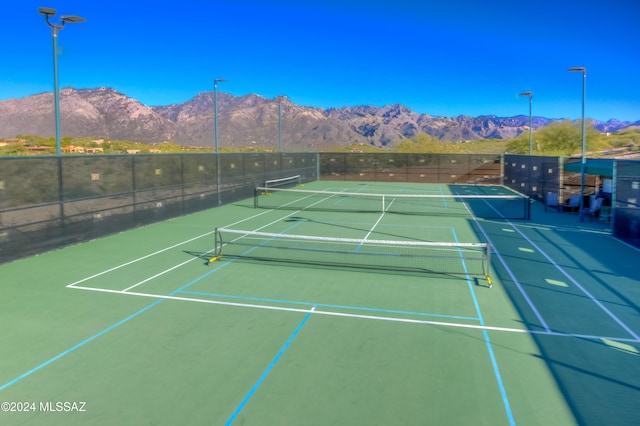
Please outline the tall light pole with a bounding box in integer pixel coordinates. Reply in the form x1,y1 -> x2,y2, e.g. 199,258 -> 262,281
277,95 -> 287,152
39,7 -> 86,156
213,78 -> 226,206
519,91 -> 533,155
568,66 -> 587,221
213,78 -> 227,154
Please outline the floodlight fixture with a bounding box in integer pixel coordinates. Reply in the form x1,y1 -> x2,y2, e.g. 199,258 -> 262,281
39,7 -> 57,16
61,15 -> 86,24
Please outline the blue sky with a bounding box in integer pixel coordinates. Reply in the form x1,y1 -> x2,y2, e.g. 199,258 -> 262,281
4,0 -> 639,122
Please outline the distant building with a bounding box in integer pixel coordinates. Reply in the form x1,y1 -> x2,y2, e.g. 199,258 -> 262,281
26,146 -> 51,154
62,145 -> 85,154
2,138 -> 26,144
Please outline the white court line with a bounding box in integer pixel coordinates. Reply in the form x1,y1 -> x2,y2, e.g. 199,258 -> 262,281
65,185 -> 640,346
508,220 -> 640,341
473,205 -> 638,340
360,210 -> 386,242
122,257 -> 200,292
67,187 -> 350,292
66,230 -> 218,288
462,199 -> 552,332
70,284 -> 640,344
67,201 -> 295,289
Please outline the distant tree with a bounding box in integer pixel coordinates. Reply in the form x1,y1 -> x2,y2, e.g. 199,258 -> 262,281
505,132 -> 531,154
394,133 -> 443,153
537,120 -> 604,156
15,134 -> 50,147
608,128 -> 640,147
449,138 -> 507,154
336,143 -> 383,153
154,142 -> 182,152
0,142 -> 28,156
506,120 -> 605,156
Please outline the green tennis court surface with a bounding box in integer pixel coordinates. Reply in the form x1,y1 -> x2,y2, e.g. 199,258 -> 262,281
1,181 -> 639,425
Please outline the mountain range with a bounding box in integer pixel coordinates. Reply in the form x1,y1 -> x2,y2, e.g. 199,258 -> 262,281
1,87 -> 637,149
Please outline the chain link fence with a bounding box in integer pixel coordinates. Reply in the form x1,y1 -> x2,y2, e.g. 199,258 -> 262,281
614,160 -> 640,247
320,153 -> 502,184
0,153 -> 318,263
2,152 -> 638,263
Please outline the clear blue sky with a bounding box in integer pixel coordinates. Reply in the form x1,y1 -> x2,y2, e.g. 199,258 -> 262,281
4,0 -> 639,122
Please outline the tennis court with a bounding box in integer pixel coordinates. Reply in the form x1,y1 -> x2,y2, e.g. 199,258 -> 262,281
1,180 -> 639,425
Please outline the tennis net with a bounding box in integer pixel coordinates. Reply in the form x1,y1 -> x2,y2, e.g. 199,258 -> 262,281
212,227 -> 491,278
254,187 -> 530,219
263,175 -> 301,189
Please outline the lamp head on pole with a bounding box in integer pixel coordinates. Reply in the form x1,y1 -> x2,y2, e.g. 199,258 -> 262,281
214,78 -> 227,87
568,66 -> 586,75
39,7 -> 86,28
61,15 -> 86,24
39,7 -> 56,16
519,91 -> 532,98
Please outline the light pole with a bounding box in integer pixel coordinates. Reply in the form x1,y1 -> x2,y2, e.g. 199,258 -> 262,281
39,7 -> 86,156
568,66 -> 587,221
213,78 -> 226,206
277,96 -> 287,152
213,78 -> 227,154
519,91 -> 533,155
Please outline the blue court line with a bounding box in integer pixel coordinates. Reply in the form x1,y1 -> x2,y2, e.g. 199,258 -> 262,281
0,299 -> 163,391
179,290 -> 479,321
439,186 -> 449,209
0,219 -> 308,392
451,228 -> 515,426
225,309 -> 313,425
169,257 -> 235,295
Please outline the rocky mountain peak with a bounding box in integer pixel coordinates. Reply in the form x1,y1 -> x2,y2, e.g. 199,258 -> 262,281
0,88 -> 637,149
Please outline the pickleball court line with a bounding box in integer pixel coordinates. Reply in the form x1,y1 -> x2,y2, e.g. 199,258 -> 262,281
67,187 -> 349,290
67,285 -> 640,343
8,188 -> 348,391
173,203 -> 478,322
0,299 -> 164,391
63,188 -> 637,349
178,290 -> 480,321
452,226 -> 514,426
465,211 -> 551,333
507,220 -> 640,341
64,186 -> 637,346
225,307 -> 315,425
